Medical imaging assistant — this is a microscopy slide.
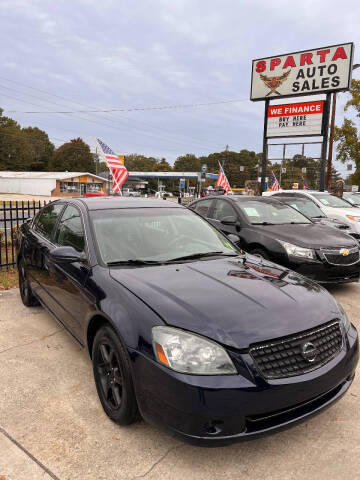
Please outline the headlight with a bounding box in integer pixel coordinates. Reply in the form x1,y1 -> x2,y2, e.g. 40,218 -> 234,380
346,215 -> 360,222
335,300 -> 351,332
152,326 -> 237,375
279,241 -> 316,260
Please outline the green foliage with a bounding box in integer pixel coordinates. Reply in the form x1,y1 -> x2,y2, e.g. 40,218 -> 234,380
0,108 -> 55,171
334,118 -> 360,165
22,127 -> 55,170
334,79 -> 360,186
51,138 -> 95,172
173,154 -> 200,172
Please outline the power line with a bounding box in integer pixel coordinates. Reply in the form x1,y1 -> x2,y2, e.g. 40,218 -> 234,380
0,84 -> 223,152
5,99 -> 247,114
0,75 -> 226,150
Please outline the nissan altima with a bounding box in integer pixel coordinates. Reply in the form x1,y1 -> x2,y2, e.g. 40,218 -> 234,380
17,198 -> 358,445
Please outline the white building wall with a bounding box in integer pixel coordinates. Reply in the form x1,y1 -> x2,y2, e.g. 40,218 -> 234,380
0,178 -> 56,196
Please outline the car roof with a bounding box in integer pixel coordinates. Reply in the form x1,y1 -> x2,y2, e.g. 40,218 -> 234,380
229,195 -> 283,204
56,197 -> 183,210
267,190 -> 324,195
272,196 -> 311,202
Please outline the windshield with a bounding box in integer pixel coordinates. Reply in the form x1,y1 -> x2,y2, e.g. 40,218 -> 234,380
238,201 -> 312,225
312,193 -> 353,208
90,207 -> 237,264
283,199 -> 325,218
343,193 -> 360,206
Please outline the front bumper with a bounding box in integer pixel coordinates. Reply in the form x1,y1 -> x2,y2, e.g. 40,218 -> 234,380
288,257 -> 360,284
130,325 -> 358,445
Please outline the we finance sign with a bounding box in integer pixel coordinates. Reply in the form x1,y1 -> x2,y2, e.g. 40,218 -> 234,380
267,101 -> 324,138
251,43 -> 353,101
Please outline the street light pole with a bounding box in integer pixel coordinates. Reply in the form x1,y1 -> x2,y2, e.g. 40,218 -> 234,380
326,63 -> 360,190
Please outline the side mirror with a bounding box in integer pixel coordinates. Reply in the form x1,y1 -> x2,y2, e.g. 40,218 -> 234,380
49,246 -> 86,264
221,215 -> 237,225
221,216 -> 241,231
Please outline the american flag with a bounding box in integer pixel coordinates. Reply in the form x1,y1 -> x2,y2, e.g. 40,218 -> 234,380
270,171 -> 280,191
97,139 -> 129,193
302,176 -> 309,190
216,163 -> 231,194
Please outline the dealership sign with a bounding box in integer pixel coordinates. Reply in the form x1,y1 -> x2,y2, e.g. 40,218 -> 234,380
251,43 -> 353,101
267,100 -> 324,138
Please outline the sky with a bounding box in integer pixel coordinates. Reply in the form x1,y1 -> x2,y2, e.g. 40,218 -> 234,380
0,0 -> 360,174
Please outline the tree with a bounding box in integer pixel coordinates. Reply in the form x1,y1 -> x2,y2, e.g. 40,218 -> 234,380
0,108 -> 55,171
51,138 -> 94,172
124,154 -> 157,171
153,158 -> 172,172
173,154 -> 200,172
334,79 -> 360,185
0,108 -> 31,170
22,127 -> 54,170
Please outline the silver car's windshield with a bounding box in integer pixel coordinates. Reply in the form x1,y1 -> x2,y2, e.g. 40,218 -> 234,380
90,208 -> 238,264
343,193 -> 360,206
284,199 -> 325,218
312,193 -> 353,208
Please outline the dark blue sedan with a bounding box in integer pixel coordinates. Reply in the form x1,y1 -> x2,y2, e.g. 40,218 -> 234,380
17,197 -> 359,445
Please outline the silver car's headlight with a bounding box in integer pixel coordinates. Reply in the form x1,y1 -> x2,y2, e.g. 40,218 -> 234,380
152,326 -> 237,375
335,300 -> 351,332
346,215 -> 360,222
279,241 -> 316,260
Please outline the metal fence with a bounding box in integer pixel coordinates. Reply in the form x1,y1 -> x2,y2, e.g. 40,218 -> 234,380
0,201 -> 48,268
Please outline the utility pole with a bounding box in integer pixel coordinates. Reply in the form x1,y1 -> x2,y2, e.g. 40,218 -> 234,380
326,92 -> 337,189
223,144 -> 229,170
319,93 -> 331,192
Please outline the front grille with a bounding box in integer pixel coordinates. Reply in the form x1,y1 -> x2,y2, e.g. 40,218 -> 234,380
249,321 -> 343,379
321,246 -> 360,266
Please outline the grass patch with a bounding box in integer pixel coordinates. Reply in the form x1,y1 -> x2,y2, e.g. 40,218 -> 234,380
0,267 -> 18,290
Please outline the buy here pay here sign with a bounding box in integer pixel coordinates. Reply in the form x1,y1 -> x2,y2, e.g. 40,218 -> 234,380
266,100 -> 324,138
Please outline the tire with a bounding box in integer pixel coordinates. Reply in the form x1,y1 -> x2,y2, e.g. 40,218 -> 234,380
251,248 -> 270,260
92,326 -> 139,425
18,258 -> 39,307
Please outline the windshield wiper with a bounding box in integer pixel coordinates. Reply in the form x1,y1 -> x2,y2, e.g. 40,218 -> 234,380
312,215 -> 325,218
251,221 -> 275,225
107,259 -> 165,266
167,251 -> 238,262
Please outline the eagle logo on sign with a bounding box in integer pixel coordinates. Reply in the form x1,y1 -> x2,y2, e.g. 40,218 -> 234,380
260,70 -> 291,97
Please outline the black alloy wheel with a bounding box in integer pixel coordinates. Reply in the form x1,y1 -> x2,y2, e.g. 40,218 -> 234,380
18,259 -> 39,307
251,248 -> 270,260
92,326 -> 139,425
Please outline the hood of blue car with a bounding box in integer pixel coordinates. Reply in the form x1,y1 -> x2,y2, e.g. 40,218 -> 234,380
110,255 -> 340,350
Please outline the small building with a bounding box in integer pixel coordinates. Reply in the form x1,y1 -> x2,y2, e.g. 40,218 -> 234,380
0,171 -> 108,197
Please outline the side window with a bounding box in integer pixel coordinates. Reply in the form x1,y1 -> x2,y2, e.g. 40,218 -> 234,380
193,199 -> 213,218
213,200 -> 237,221
34,204 -> 64,240
54,205 -> 85,253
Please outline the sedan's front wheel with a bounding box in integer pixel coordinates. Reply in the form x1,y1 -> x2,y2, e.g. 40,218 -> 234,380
92,326 -> 139,425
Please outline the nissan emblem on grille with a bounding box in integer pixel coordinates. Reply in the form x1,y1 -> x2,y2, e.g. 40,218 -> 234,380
249,321 -> 343,379
301,342 -> 318,363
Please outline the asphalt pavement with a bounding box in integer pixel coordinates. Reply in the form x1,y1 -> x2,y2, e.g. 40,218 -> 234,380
0,286 -> 360,480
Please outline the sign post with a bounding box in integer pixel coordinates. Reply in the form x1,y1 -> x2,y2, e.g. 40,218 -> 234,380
319,93 -> 331,191
251,43 -> 354,193
260,99 -> 269,193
